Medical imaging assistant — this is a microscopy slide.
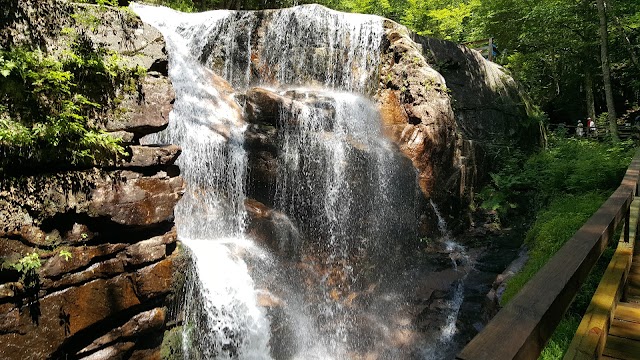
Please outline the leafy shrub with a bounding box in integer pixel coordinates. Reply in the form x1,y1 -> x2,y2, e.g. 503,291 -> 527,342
8,252 -> 42,289
483,134 -> 634,357
478,134 -> 634,223
0,30 -> 146,170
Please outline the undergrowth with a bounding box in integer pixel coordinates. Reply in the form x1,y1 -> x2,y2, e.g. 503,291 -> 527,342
0,28 -> 144,171
499,192 -> 609,304
478,133 -> 635,359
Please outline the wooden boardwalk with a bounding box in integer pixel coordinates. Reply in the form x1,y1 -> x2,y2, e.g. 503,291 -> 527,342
564,195 -> 640,360
604,303 -> 640,359
601,242 -> 640,360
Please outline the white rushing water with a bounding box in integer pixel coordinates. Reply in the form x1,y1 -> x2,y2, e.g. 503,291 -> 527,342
424,200 -> 470,358
132,3 -> 463,359
132,4 -> 271,359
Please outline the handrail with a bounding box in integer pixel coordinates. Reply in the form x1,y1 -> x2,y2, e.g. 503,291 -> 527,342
563,197 -> 638,359
457,149 -> 640,360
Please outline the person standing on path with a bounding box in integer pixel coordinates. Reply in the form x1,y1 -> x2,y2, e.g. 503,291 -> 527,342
587,117 -> 596,136
576,120 -> 584,137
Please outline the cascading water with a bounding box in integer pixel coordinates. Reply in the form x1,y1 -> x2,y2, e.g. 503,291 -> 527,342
271,89 -> 413,355
132,5 -> 271,358
423,200 -> 470,359
133,3 -> 462,359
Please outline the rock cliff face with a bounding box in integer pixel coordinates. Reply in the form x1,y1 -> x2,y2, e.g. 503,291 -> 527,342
0,1 -> 183,359
376,20 -> 537,216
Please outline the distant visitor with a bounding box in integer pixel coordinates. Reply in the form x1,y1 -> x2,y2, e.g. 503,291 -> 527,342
576,121 -> 584,137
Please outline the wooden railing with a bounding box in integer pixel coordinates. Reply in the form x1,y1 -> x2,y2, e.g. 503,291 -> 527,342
461,37 -> 499,61
563,197 -> 639,359
457,150 -> 640,360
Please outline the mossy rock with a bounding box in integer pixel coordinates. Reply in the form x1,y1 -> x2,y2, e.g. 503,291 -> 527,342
160,326 -> 184,360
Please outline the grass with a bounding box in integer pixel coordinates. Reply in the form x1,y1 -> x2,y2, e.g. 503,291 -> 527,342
500,192 -> 609,304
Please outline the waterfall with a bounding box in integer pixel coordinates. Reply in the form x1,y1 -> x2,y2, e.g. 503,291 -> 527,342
132,3 -> 456,359
425,200 -> 470,358
132,4 -> 271,359
271,89 -> 407,355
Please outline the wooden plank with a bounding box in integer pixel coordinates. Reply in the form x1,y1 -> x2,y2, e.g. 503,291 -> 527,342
457,150 -> 640,360
627,275 -> 640,298
627,295 -> 640,304
609,318 -> 640,340
603,335 -> 640,360
564,243 -> 632,359
627,272 -> 640,282
628,265 -> 640,276
615,301 -> 640,310
615,303 -> 640,324
627,286 -> 640,298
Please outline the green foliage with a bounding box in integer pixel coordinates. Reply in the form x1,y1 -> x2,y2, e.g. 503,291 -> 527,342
539,315 -> 580,360
401,0 -> 480,41
500,192 -> 607,303
7,252 -> 42,289
0,30 -> 143,170
74,0 -> 120,7
97,0 -> 119,6
482,135 -> 633,305
478,135 -> 634,223
11,252 -> 41,275
59,249 -> 73,262
151,0 -> 197,12
161,326 -> 184,360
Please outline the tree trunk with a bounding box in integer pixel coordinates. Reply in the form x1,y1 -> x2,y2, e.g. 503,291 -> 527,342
596,0 -> 619,141
584,69 -> 596,121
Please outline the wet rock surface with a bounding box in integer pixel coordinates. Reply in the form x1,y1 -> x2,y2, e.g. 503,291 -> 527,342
0,1 -> 182,359
376,20 -> 538,231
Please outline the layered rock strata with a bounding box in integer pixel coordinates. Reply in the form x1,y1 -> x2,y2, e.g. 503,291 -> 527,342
0,2 -> 183,359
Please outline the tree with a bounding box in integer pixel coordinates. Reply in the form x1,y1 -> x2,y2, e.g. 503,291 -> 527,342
597,0 -> 619,141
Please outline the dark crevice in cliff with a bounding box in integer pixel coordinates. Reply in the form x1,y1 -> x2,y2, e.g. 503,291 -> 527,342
42,258 -> 133,292
103,164 -> 181,178
3,233 -> 45,251
0,162 -> 105,178
40,211 -> 174,246
40,240 -> 178,295
0,268 -> 20,284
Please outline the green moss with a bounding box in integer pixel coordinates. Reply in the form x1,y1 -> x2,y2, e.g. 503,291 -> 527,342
160,326 -> 184,360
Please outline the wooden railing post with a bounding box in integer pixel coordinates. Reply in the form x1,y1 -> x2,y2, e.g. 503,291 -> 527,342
488,37 -> 494,62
